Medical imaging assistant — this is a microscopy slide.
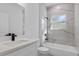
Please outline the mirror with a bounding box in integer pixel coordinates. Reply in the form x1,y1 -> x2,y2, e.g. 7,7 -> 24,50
0,3 -> 25,37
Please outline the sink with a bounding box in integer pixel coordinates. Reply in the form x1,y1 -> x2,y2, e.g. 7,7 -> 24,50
3,40 -> 28,47
0,36 -> 11,44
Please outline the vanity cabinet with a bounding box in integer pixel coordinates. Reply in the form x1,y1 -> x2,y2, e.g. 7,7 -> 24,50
6,41 -> 39,56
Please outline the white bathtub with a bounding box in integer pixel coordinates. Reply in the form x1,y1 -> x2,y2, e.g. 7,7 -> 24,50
45,42 -> 79,56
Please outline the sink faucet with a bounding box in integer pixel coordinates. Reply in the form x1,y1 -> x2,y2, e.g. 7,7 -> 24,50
5,33 -> 17,41
11,33 -> 17,41
5,33 -> 11,36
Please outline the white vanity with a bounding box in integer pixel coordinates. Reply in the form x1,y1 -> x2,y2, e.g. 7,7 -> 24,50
0,37 -> 39,56
0,4 -> 40,56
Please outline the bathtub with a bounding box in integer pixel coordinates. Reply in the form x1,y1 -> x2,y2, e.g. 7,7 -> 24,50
45,42 -> 79,56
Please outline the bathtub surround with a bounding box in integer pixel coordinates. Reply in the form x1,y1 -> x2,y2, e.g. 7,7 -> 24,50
39,3 -> 79,56
47,3 -> 75,46
47,3 -> 74,34
39,3 -> 76,47
48,30 -> 74,46
45,42 -> 78,56
75,4 -> 79,52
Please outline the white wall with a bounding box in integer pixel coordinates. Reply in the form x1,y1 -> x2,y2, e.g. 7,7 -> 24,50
75,4 -> 79,50
39,3 -> 47,43
17,3 -> 47,40
23,3 -> 39,39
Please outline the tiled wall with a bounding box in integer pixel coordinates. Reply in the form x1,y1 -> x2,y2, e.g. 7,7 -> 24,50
47,3 -> 74,34
47,3 -> 75,46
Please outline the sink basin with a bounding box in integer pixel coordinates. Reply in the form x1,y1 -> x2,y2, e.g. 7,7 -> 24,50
0,36 -> 10,42
3,40 -> 28,47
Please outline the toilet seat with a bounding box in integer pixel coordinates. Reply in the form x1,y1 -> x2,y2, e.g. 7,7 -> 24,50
38,47 -> 49,51
38,47 -> 49,56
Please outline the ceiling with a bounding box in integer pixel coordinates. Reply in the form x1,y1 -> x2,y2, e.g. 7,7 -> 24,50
44,3 -> 61,8
17,3 -> 59,8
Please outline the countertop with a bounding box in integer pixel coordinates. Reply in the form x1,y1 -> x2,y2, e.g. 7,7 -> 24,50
0,38 -> 39,56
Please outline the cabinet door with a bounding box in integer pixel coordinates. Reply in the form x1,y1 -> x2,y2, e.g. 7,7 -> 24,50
6,42 -> 38,56
0,12 -> 9,36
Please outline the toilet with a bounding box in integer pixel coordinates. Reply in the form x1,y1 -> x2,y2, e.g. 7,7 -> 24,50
38,18 -> 49,56
38,32 -> 49,56
38,46 -> 49,56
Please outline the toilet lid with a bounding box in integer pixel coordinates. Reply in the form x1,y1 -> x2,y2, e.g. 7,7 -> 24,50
38,47 -> 49,51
